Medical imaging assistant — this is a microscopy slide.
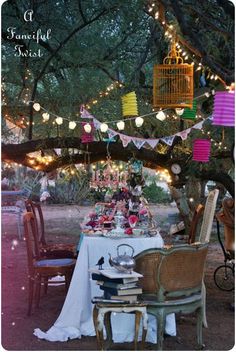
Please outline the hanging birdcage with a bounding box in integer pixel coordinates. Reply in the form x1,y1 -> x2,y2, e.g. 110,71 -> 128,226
153,41 -> 194,109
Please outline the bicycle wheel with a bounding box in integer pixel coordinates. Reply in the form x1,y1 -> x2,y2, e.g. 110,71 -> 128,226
214,265 -> 234,291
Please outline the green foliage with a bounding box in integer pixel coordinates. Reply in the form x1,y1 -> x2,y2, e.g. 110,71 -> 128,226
143,182 -> 171,204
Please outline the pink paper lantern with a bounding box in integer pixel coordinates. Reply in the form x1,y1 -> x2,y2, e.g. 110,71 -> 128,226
212,91 -> 235,126
193,139 -> 211,163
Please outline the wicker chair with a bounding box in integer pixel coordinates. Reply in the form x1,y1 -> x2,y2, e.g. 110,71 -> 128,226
135,243 -> 209,350
23,212 -> 76,315
25,200 -> 77,259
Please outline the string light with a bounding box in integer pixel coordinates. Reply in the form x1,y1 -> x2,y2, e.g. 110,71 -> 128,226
135,116 -> 144,127
84,123 -> 92,133
117,120 -> 125,131
42,112 -> 50,121
156,110 -> 166,121
100,123 -> 109,132
55,117 -> 63,125
69,121 -> 76,130
33,103 -> 40,111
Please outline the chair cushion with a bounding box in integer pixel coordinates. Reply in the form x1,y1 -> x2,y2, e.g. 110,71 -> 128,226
35,258 -> 75,267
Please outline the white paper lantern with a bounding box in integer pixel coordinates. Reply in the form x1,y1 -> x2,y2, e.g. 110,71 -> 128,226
117,121 -> 125,131
100,123 -> 108,133
175,108 -> 185,116
156,110 -> 166,121
69,121 -> 76,130
42,112 -> 50,121
55,117 -> 63,125
84,123 -> 92,133
33,103 -> 41,111
135,117 -> 144,127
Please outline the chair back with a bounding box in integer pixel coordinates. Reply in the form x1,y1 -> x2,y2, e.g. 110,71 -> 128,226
199,189 -> 219,243
135,243 -> 208,301
23,212 -> 41,275
188,204 -> 204,244
25,200 -> 46,245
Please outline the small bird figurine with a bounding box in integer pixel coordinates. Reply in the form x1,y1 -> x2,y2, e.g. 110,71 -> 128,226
96,256 -> 104,270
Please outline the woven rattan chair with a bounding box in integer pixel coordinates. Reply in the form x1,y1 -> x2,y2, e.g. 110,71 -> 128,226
135,243 -> 208,350
23,212 -> 76,315
25,200 -> 77,259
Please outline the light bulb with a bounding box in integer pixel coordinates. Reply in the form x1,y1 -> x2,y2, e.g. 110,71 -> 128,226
69,121 -> 76,130
100,123 -> 108,132
55,117 -> 63,125
156,111 -> 166,121
33,103 -> 40,111
42,112 -> 50,121
84,123 -> 92,133
117,121 -> 125,131
135,117 -> 144,127
204,92 -> 210,97
175,108 -> 184,116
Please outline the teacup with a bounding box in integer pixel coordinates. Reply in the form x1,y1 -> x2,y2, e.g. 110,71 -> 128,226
132,228 -> 144,236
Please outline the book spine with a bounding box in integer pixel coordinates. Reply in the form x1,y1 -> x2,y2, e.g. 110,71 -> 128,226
91,273 -> 123,283
100,285 -> 142,296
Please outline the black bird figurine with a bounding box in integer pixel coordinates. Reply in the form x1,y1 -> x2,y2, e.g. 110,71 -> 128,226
96,256 -> 104,270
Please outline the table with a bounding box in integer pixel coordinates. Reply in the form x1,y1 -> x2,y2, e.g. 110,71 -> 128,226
34,235 -> 176,343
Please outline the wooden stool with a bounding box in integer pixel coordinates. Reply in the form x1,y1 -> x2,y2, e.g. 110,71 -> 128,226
93,302 -> 148,350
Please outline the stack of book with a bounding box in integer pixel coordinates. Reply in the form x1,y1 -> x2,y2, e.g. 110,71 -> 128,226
90,268 -> 143,303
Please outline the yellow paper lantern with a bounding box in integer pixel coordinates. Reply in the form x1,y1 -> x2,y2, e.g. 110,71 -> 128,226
153,42 -> 193,109
121,91 -> 138,117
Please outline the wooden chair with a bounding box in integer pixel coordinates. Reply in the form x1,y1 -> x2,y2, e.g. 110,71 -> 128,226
23,212 -> 76,315
135,243 -> 209,350
25,200 -> 77,259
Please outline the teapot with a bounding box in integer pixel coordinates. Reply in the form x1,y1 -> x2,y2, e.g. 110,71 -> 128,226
108,244 -> 135,274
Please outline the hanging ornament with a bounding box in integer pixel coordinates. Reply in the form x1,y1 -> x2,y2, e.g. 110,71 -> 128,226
212,91 -> 235,127
193,139 -> 211,162
100,123 -> 108,133
181,100 -> 197,120
135,116 -> 144,127
33,103 -> 41,111
81,122 -> 94,143
42,112 -> 50,121
55,117 -> 63,125
156,110 -> 166,121
69,121 -> 76,130
153,40 -> 193,109
121,91 -> 138,117
117,120 -> 125,131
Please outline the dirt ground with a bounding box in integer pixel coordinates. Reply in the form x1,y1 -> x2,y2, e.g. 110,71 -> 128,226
1,204 -> 235,351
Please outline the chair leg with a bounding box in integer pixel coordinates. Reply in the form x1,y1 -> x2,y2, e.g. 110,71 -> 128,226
43,276 -> 48,295
35,276 -> 41,308
134,311 -> 142,350
27,278 -> 34,316
202,281 -> 208,328
196,306 -> 204,348
156,310 -> 165,351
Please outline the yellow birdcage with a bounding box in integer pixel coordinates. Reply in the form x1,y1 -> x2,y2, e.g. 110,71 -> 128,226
153,42 -> 193,109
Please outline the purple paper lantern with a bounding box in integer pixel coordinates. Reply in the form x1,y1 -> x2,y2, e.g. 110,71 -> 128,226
212,91 -> 235,127
193,139 -> 211,163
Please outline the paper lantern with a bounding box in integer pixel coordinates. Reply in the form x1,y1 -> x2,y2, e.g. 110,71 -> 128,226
212,91 -> 235,126
193,139 -> 211,163
69,121 -> 76,130
81,122 -> 94,143
100,123 -> 108,133
117,121 -> 125,131
121,91 -> 138,117
153,42 -> 193,109
42,112 -> 50,121
33,103 -> 41,111
181,100 -> 197,120
135,117 -> 144,127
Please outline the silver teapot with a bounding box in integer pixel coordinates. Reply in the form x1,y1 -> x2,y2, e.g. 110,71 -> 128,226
108,244 -> 135,274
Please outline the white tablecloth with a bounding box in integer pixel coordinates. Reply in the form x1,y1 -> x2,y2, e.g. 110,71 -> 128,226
34,235 -> 176,343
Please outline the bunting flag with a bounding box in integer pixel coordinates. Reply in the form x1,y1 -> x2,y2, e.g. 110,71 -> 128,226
133,138 -> 146,149
80,105 -> 94,118
80,108 -> 211,150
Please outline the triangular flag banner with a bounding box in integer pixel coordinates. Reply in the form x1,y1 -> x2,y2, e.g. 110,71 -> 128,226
181,100 -> 197,120
93,118 -> 101,129
108,129 -> 118,140
80,107 -> 94,119
132,138 -> 146,149
146,139 -> 159,149
177,128 -> 191,140
161,136 -> 175,146
120,134 -> 132,147
193,121 -> 204,130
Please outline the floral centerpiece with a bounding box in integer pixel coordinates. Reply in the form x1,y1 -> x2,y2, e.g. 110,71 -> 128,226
128,215 -> 139,228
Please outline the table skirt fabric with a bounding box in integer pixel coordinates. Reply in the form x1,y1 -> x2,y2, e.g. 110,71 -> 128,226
34,235 -> 176,343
